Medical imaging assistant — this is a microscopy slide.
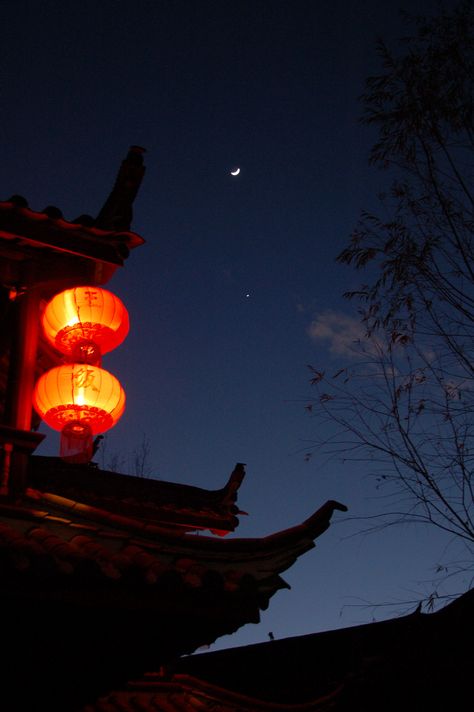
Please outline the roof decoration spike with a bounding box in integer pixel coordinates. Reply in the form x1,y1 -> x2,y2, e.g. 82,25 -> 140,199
95,146 -> 146,231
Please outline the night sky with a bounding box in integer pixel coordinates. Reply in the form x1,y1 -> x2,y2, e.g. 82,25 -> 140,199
1,0 -> 464,650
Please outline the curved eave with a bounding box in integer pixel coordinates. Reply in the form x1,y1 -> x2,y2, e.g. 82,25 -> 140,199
6,491 -> 347,586
28,458 -> 245,534
0,200 -> 144,266
90,673 -> 341,711
0,494 -> 347,660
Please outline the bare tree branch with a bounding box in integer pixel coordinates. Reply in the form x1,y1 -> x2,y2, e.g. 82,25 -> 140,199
308,4 -> 474,605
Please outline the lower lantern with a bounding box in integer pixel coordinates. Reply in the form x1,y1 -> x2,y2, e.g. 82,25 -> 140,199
33,364 -> 126,463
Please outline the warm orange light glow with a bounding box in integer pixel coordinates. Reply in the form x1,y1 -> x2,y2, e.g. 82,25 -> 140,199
42,286 -> 129,358
33,364 -> 126,434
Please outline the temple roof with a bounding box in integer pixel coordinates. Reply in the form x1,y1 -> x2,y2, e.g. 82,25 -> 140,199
0,151 -> 352,710
0,194 -> 144,271
0,146 -> 146,298
85,588 -> 474,711
0,464 -> 346,711
29,456 -> 246,535
0,487 -> 346,608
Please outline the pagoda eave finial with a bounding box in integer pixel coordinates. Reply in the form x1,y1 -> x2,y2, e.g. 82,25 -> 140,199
95,146 -> 147,232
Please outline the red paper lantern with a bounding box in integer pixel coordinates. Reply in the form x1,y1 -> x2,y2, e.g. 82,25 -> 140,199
33,364 -> 126,435
42,286 -> 129,360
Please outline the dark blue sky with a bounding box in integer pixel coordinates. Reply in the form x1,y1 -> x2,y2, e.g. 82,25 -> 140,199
1,0 -> 463,649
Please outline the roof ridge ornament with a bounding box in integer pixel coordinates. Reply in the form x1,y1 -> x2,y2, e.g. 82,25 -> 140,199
95,146 -> 146,232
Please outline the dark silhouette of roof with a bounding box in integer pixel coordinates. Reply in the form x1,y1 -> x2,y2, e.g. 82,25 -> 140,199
29,456 -> 246,535
0,147 -> 146,293
0,458 -> 346,711
95,146 -> 146,232
0,191 -> 144,269
87,588 -> 474,711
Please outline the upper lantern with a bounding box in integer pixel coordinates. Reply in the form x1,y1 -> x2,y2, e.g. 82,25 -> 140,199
42,286 -> 129,361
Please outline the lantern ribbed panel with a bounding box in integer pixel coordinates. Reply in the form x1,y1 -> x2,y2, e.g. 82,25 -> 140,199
33,365 -> 126,434
42,286 -> 129,357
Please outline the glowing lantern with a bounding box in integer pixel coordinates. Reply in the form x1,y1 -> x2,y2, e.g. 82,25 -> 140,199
35,286 -> 128,463
42,286 -> 129,362
33,364 -> 126,435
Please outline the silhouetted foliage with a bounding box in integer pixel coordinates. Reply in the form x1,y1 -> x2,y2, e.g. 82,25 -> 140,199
308,3 -> 474,602
98,433 -> 154,477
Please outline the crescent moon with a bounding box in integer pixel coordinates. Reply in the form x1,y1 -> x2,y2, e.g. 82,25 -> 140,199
230,167 -> 241,176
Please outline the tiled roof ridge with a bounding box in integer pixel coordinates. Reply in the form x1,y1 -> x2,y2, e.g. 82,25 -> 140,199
30,457 -> 245,507
0,197 -> 144,247
86,672 -> 342,711
24,488 -> 190,539
0,494 -> 347,599
28,460 -> 246,535
19,490 -> 347,554
265,500 -> 348,544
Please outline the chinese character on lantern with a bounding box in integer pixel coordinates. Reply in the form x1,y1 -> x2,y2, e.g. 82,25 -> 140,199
33,286 -> 128,463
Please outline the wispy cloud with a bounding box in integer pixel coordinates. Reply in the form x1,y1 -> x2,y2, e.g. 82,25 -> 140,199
307,310 -> 366,357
